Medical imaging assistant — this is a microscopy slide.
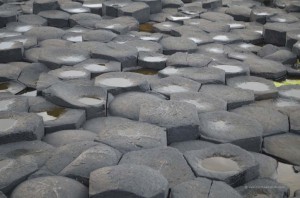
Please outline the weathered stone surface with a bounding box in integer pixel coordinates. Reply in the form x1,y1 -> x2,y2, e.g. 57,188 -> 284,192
119,146 -> 195,187
263,133 -> 300,166
139,100 -> 199,143
0,112 -> 44,144
108,91 -> 164,120
200,84 -> 255,109
10,176 -> 88,198
89,164 -> 169,198
83,116 -> 167,153
232,105 -> 289,136
251,152 -> 277,179
43,130 -> 97,147
198,111 -> 263,151
170,140 -> 216,153
184,144 -> 259,187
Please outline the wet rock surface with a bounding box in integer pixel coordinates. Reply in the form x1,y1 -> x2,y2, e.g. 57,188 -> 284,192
0,0 -> 300,197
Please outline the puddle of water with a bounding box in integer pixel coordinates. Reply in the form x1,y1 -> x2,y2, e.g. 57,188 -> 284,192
275,99 -> 300,108
212,65 -> 243,73
201,156 -> 240,172
59,70 -> 87,78
188,37 -> 202,43
143,56 -> 167,62
275,162 -> 300,196
213,35 -> 230,41
140,36 -> 156,41
237,82 -> 270,92
257,12 -> 269,16
240,43 -> 255,49
0,99 -> 15,111
170,16 -> 190,20
48,107 -> 66,117
66,8 -> 87,13
139,23 -> 154,33
0,82 -> 9,92
36,111 -> 57,121
157,85 -> 189,93
78,97 -> 104,105
0,119 -> 17,131
99,78 -> 134,87
84,64 -> 107,72
131,68 -> 158,75
229,23 -> 245,29
160,67 -> 179,75
59,55 -> 86,62
0,41 -> 15,50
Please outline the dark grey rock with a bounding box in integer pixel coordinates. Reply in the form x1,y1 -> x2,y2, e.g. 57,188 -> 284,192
0,158 -> 38,194
138,51 -> 167,70
232,105 -> 289,136
38,10 -> 70,28
42,82 -> 106,119
83,116 -> 167,153
244,57 -> 286,81
102,0 -> 132,17
232,29 -> 263,44
170,140 -> 216,153
162,0 -> 183,8
170,91 -> 227,114
198,111 -> 263,151
202,0 -> 222,9
0,81 -> 26,95
251,152 -> 277,179
89,164 -> 169,198
200,12 -> 234,22
82,29 -> 117,43
0,95 -> 28,112
166,52 -> 212,68
0,111 -> 44,144
159,66 -> 225,84
286,29 -> 300,49
94,72 -> 149,95
24,26 -> 65,41
60,2 -> 90,14
0,10 -> 17,28
250,7 -> 278,24
118,2 -> 150,23
32,0 -> 58,14
264,22 -> 298,46
10,176 -> 88,198
139,100 -> 199,144
125,39 -> 163,53
91,42 -> 138,69
290,110 -> 300,134
0,63 -> 22,81
184,144 -> 259,187
236,178 -> 289,198
38,47 -> 90,69
160,36 -> 197,55
210,63 -> 250,78
264,49 -> 297,65
170,178 -> 211,198
108,91 -> 164,120
0,41 -> 23,63
18,14 -> 47,26
263,133 -> 300,166
43,130 -> 97,147
225,5 -> 251,21
0,140 -> 55,167
18,63 -> 49,88
133,0 -> 162,14
200,84 -> 255,109
153,21 -> 180,34
48,67 -> 91,81
119,146 -> 195,187
227,76 -> 278,100
69,13 -> 101,27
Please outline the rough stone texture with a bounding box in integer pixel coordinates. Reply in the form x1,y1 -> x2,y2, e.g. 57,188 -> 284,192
119,146 -> 195,187
139,100 -> 199,144
263,133 -> 300,166
10,176 -> 88,198
184,144 -> 259,187
198,111 -> 263,152
89,164 -> 169,198
83,116 -> 167,153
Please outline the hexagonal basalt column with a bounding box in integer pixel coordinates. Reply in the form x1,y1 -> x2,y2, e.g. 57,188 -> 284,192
139,100 -> 200,144
184,144 -> 259,187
